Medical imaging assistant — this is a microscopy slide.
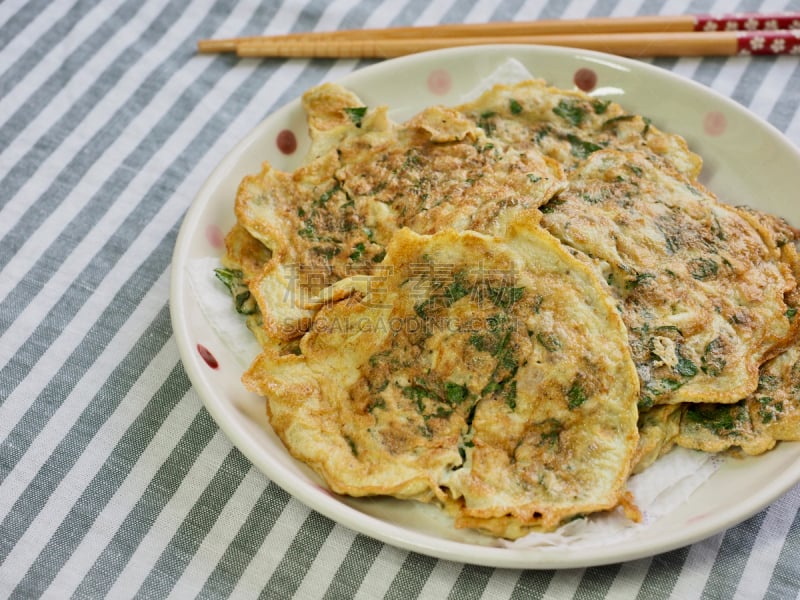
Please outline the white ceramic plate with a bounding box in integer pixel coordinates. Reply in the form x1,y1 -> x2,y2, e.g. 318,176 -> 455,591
170,45 -> 800,569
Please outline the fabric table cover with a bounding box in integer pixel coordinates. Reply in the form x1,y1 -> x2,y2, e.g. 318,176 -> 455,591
2,0 -> 800,598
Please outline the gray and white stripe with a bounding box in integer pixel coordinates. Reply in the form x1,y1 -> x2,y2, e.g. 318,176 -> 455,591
2,0 -> 800,598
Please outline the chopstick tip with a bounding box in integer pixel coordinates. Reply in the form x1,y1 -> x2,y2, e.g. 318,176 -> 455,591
197,38 -> 236,53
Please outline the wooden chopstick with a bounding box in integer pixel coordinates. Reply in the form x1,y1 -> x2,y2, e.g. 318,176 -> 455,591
198,14 -> 699,53
232,30 -> 800,59
198,12 -> 800,55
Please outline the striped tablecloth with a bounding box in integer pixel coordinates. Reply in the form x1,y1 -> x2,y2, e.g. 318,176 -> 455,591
2,1 -> 800,598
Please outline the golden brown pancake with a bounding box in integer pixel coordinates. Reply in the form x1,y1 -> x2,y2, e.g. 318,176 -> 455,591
632,404 -> 682,474
242,221 -> 640,537
234,82 -> 564,343
455,79 -> 703,179
456,81 -> 799,408
675,339 -> 800,456
537,149 -> 798,407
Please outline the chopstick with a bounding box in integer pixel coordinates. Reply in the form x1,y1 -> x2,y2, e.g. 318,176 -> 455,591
198,15 -> 698,53
198,12 -> 800,57
232,31 -> 800,59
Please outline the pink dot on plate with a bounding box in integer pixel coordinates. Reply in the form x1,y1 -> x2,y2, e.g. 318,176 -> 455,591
276,129 -> 297,154
703,111 -> 727,136
573,68 -> 597,92
205,223 -> 224,249
197,344 -> 219,369
427,69 -> 452,95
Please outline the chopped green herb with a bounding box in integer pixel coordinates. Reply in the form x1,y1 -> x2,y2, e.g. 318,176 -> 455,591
645,378 -> 684,396
344,106 -> 368,127
509,98 -> 523,115
536,332 -> 561,352
701,337 -> 726,377
758,397 -> 784,424
538,419 -> 562,446
367,397 -> 386,413
675,355 -> 699,378
638,394 -> 655,410
493,330 -> 514,362
414,299 -> 431,319
297,221 -> 316,239
477,110 -> 497,135
592,99 -> 611,114
602,114 -> 636,128
445,277 -> 470,304
430,405 -> 453,419
628,164 -> 643,177
660,227 -> 681,253
368,351 -> 390,368
349,242 -> 366,261
312,245 -> 340,260
529,125 -> 550,144
213,267 -> 240,292
344,435 -> 358,456
626,272 -> 656,289
758,374 -> 780,391
481,380 -> 500,395
689,257 -> 719,280
566,134 -> 602,159
371,249 -> 386,263
488,285 -> 525,309
581,191 -> 605,204
213,267 -> 259,315
403,149 -> 422,169
685,402 -> 746,436
786,307 -> 798,321
445,382 -> 469,405
567,380 -> 588,409
313,184 -> 341,208
757,396 -> 775,423
469,334 -> 492,353
403,384 -> 434,403
539,196 -> 566,214
505,380 -> 517,410
553,99 -> 586,126
654,325 -> 683,336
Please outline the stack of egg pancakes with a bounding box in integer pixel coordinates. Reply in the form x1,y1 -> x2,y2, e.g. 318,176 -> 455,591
216,80 -> 800,539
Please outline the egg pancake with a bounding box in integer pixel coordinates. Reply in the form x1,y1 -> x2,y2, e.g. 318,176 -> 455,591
455,81 -> 799,407
456,79 -> 703,179
747,341 -> 800,442
631,404 -> 682,474
675,339 -> 800,456
675,401 -> 775,456
234,82 -> 564,344
242,221 -> 640,537
214,224 -> 289,353
536,149 -> 798,407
